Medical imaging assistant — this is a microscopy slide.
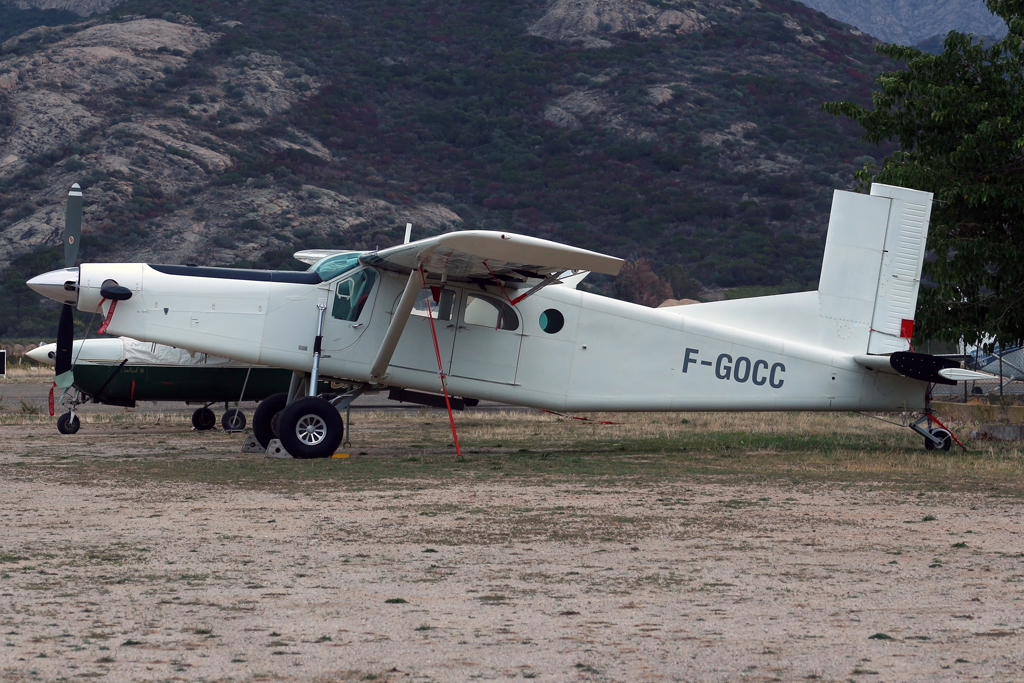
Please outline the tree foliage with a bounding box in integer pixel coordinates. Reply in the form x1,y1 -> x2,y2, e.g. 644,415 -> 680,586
615,259 -> 673,307
824,1 -> 1024,347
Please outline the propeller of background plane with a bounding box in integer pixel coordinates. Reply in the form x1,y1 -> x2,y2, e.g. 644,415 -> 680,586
53,183 -> 83,392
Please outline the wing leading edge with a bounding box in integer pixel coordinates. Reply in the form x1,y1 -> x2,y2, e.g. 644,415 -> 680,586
359,230 -> 624,280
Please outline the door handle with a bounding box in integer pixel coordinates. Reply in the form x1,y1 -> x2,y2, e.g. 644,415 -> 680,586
351,323 -> 364,328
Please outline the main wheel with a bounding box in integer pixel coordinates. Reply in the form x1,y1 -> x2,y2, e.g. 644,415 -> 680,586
191,407 -> 216,431
925,428 -> 952,451
277,397 -> 343,459
222,408 -> 246,431
57,412 -> 80,434
253,392 -> 288,448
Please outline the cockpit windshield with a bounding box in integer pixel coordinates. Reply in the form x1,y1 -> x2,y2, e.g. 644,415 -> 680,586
310,252 -> 363,281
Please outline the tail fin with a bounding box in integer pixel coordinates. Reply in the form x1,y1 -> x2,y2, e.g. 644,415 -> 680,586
669,183 -> 933,355
818,183 -> 933,354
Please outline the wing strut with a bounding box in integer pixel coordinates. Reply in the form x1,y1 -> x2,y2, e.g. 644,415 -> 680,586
368,269 -> 422,383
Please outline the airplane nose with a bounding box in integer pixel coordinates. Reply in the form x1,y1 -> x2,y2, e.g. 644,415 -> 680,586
26,267 -> 79,305
26,344 -> 56,366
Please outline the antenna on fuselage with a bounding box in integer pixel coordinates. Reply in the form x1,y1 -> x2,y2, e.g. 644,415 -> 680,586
404,222 -> 413,244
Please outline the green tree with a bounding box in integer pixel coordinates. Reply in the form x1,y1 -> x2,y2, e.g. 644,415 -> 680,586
823,0 -> 1024,347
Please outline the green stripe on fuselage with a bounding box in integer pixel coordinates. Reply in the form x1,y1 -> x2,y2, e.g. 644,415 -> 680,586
72,365 -> 295,404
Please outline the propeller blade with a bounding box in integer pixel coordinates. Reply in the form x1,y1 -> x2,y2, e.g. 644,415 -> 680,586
64,183 -> 83,269
55,302 -> 74,377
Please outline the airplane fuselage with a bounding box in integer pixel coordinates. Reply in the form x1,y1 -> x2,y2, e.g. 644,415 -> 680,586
72,261 -> 925,413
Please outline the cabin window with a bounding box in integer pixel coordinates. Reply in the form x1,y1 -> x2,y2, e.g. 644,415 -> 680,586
332,269 -> 377,321
312,252 -> 362,281
539,309 -> 564,334
464,294 -> 519,331
410,287 -> 456,321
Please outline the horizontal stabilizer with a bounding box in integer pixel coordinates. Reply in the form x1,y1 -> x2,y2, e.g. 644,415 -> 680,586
890,352 -> 958,386
937,367 -> 998,382
362,230 -> 624,280
855,352 -> 991,385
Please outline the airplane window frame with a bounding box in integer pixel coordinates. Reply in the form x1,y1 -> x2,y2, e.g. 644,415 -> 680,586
463,293 -> 519,331
331,267 -> 377,322
409,287 -> 456,322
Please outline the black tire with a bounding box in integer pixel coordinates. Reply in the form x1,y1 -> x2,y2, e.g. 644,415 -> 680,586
191,407 -> 216,431
463,397 -> 480,407
277,397 -> 343,459
926,428 -> 952,451
57,412 -> 80,435
253,392 -> 288,449
222,408 -> 246,431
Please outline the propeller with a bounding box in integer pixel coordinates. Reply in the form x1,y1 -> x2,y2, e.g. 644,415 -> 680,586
53,183 -> 82,390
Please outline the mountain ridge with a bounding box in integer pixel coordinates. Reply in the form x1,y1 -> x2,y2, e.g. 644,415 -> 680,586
1,0 -> 894,337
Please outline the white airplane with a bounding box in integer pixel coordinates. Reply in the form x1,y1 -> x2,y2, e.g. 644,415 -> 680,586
28,183 -> 990,457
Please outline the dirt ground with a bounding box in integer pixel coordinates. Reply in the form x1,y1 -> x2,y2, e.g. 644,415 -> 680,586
1,379 -> 1023,682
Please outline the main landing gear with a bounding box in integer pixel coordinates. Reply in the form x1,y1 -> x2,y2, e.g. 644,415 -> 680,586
277,396 -> 345,459
191,403 -> 248,432
251,380 -> 367,459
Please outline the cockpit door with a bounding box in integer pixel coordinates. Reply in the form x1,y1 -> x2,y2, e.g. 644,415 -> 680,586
322,268 -> 378,352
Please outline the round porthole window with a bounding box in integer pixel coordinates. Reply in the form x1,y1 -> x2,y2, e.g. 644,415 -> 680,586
539,308 -> 564,334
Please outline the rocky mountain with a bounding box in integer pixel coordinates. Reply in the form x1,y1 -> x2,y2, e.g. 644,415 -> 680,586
0,0 -> 895,337
0,17 -> 461,270
7,0 -> 123,15
797,0 -> 1006,45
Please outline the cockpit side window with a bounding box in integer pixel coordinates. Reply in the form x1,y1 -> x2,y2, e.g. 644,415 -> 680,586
332,268 -> 377,321
464,294 -> 519,331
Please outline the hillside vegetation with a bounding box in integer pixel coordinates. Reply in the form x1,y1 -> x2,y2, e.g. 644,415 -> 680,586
0,0 -> 893,338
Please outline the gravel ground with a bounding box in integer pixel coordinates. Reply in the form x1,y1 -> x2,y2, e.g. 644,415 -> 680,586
1,385 -> 1023,682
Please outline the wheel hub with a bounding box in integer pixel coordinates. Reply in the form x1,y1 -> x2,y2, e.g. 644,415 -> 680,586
295,414 -> 328,446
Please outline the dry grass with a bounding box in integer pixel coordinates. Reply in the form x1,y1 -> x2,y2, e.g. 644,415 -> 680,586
3,407 -> 1023,494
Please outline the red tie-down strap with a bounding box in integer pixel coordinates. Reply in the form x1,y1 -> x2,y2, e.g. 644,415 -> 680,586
97,298 -> 116,334
48,382 -> 56,416
419,267 -> 462,458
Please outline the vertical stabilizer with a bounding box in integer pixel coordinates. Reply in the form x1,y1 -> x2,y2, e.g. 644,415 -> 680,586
865,183 -> 933,354
817,183 -> 932,354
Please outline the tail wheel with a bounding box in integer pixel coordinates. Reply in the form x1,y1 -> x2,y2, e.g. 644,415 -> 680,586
222,408 -> 246,431
924,428 -> 952,451
278,397 -> 343,459
57,412 -> 80,435
191,407 -> 216,431
253,392 -> 288,449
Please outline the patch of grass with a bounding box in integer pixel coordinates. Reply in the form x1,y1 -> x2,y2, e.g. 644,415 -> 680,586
5,410 -> 1024,496
867,632 -> 894,640
384,598 -> 407,604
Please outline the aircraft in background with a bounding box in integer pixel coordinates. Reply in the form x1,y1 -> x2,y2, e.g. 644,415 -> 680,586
26,336 -> 296,438
29,183 -> 992,457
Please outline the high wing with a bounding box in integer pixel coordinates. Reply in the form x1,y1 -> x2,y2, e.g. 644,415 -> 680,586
360,230 -> 624,280
362,230 -> 622,383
